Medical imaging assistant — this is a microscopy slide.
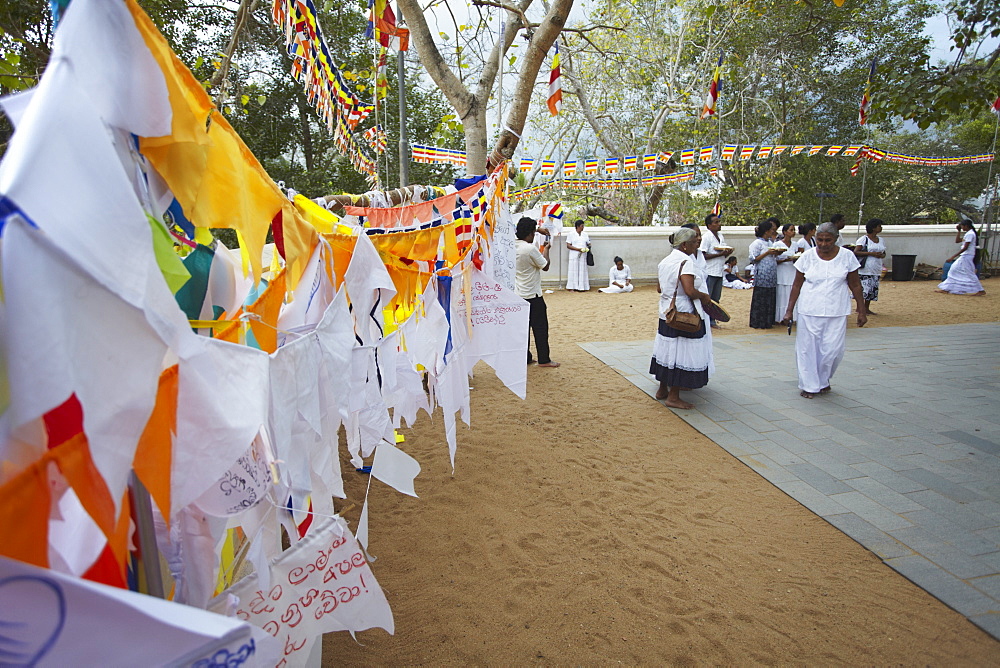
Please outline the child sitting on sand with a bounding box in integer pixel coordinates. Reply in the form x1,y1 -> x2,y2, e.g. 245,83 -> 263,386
724,257 -> 752,289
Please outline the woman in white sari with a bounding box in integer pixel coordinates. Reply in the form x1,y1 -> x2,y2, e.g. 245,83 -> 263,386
565,219 -> 591,291
937,220 -> 986,296
650,228 -> 715,409
599,256 -> 633,293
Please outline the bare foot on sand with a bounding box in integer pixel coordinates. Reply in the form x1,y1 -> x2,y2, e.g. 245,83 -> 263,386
800,390 -> 816,399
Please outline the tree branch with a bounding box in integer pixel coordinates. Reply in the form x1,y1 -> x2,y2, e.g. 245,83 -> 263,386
398,0 -> 476,120
489,0 -> 574,168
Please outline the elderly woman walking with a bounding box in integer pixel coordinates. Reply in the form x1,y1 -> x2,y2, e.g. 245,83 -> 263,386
650,227 -> 715,409
782,222 -> 867,399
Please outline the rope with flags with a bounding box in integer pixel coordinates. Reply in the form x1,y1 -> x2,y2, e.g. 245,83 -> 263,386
271,0 -> 377,178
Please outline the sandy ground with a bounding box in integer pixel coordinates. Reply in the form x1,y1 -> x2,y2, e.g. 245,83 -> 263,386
327,278 -> 1000,665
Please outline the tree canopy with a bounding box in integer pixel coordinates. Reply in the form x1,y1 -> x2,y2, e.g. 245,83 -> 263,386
1,0 -> 997,224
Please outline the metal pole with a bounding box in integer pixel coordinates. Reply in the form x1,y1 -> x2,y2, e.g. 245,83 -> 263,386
130,471 -> 165,598
397,50 -> 408,188
982,114 -> 999,273
818,196 -> 824,226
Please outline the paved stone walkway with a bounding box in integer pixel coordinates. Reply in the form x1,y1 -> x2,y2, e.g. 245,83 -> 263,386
580,322 -> 1000,639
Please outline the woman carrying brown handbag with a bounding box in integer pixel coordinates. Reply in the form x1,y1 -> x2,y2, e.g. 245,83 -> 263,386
650,227 -> 716,410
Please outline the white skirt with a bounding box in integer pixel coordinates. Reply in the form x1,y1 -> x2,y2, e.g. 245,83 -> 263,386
795,314 -> 846,393
937,254 -> 984,294
599,284 -> 633,293
776,283 -> 793,322
650,317 -> 715,389
566,251 -> 590,290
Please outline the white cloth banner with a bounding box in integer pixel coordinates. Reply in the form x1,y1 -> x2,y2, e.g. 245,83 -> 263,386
456,268 -> 529,399
214,516 -> 393,666
0,555 -> 279,667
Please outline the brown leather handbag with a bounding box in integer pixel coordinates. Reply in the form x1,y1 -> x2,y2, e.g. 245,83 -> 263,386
664,260 -> 702,333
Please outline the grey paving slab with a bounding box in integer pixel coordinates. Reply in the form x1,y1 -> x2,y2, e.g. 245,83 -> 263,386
580,322 -> 1000,640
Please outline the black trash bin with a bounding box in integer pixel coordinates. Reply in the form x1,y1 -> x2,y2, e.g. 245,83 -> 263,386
891,254 -> 917,281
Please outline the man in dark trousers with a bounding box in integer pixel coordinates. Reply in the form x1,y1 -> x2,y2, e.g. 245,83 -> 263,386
515,216 -> 560,367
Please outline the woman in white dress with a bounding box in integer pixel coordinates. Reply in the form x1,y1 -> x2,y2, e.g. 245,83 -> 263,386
854,218 -> 887,313
565,219 -> 591,291
791,222 -> 816,255
599,256 -> 633,293
937,220 -> 986,295
650,228 -> 715,410
775,223 -> 798,322
782,223 -> 867,399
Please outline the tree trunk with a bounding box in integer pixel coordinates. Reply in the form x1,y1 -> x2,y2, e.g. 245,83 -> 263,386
297,98 -> 314,171
463,99 -> 488,175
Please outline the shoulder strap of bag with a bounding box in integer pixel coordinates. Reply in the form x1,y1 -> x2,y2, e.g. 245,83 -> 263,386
670,259 -> 688,307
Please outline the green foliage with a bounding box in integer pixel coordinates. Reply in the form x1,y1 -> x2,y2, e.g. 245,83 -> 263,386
0,0 -> 460,201
879,0 -> 1000,127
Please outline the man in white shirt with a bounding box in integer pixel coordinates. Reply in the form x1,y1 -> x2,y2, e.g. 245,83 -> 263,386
830,213 -> 848,246
515,217 -> 560,367
698,213 -> 730,327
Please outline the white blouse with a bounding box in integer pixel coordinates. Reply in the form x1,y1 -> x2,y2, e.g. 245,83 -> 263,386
959,230 -> 976,258
794,247 -> 861,317
658,249 -> 706,318
776,240 -> 798,286
609,264 -> 631,285
567,230 -> 590,256
854,235 -> 886,277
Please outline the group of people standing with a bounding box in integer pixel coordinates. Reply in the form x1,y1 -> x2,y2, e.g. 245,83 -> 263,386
746,214 -> 887,329
651,213 -> 878,406
518,211 -> 986,405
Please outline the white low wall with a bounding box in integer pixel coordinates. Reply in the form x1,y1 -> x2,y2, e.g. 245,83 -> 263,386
540,224 -> 961,287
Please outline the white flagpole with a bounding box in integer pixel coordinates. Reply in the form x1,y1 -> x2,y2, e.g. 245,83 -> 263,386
982,111 -> 1000,273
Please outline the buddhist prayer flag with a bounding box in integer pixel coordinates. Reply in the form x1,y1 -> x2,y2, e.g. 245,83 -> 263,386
791,145 -> 807,155
658,151 -> 673,164
841,145 -> 863,157
772,145 -> 789,156
851,154 -> 863,176
370,0 -> 409,51
808,145 -> 824,156
992,97 -> 1000,117
859,58 -> 876,125
547,42 -> 562,116
562,160 -> 576,176
643,154 -> 657,170
584,158 -> 599,175
623,155 -> 638,172
722,145 -> 738,161
699,146 -> 714,162
540,159 -> 555,175
739,145 -> 755,161
699,52 -> 723,120
712,201 -> 723,217
756,146 -> 773,159
519,158 -> 534,173
604,158 -> 619,174
680,149 -> 696,165
826,145 -> 844,156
